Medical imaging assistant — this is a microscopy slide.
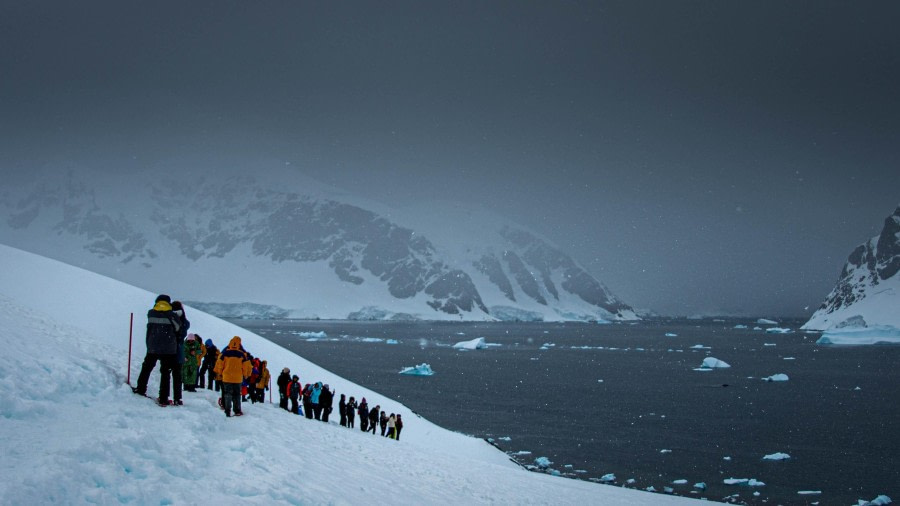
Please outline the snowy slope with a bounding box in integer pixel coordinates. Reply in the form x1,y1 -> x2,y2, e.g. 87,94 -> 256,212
0,243 -> 694,504
803,206 -> 900,331
0,167 -> 635,322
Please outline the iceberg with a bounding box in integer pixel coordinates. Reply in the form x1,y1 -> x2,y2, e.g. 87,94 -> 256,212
700,357 -> 731,369
600,474 -> 616,483
757,318 -> 778,325
534,457 -> 552,468
857,495 -> 892,505
453,337 -> 488,350
763,452 -> 791,460
816,326 -> 900,346
765,327 -> 793,334
399,363 -> 435,376
762,374 -> 789,382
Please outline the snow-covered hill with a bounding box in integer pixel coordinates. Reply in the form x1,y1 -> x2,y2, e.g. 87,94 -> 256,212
0,167 -> 635,322
0,243 -> 690,504
803,206 -> 900,331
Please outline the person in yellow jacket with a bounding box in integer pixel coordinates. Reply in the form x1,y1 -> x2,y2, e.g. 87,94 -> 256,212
253,360 -> 271,404
213,336 -> 252,417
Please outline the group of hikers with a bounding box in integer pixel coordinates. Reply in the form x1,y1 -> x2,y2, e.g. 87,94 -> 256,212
276,368 -> 403,440
132,294 -> 403,439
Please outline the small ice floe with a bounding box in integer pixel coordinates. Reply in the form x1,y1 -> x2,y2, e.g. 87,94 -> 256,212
765,327 -> 793,334
453,337 -> 488,350
723,456 -> 732,461
734,324 -> 748,329
763,343 -> 777,347
690,344 -> 711,349
797,490 -> 822,496
498,436 -> 511,442
534,457 -> 552,468
724,478 -> 765,486
399,363 -> 434,376
597,379 -> 604,383
575,469 -> 587,474
297,331 -> 327,338
763,452 -> 791,461
600,473 -> 616,482
626,478 -> 636,484
539,342 -> 556,350
855,386 -> 862,391
783,357 -> 796,360
455,332 -> 466,335
762,374 -> 789,382
665,332 -> 678,337
857,495 -> 892,506
660,449 -> 672,454
757,318 -> 778,325
672,479 -> 688,485
564,464 -> 573,468
512,450 -> 532,455
663,486 -> 674,494
385,339 -> 399,345
694,482 -> 707,490
753,326 -> 763,331
694,357 -> 730,371
360,337 -> 384,343
645,486 -> 657,492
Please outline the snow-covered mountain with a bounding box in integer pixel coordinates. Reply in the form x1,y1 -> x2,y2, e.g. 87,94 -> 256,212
0,167 -> 635,322
803,206 -> 900,330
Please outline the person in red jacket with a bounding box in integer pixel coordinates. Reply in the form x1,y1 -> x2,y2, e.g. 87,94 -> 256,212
213,336 -> 252,417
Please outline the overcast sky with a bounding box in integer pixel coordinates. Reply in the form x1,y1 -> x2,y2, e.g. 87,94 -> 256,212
2,1 -> 898,317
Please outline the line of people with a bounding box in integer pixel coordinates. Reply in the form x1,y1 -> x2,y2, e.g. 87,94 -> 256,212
132,294 -> 404,435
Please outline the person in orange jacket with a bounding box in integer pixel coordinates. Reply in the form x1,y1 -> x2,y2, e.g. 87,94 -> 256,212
213,336 -> 252,417
253,360 -> 270,404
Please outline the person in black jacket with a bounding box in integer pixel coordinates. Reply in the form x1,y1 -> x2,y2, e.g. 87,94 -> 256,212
169,301 -> 190,406
368,405 -> 380,435
346,396 -> 357,428
358,398 -> 369,432
133,294 -> 182,406
277,368 -> 291,411
199,339 -> 218,390
288,375 -> 301,415
320,385 -> 334,423
338,394 -> 347,427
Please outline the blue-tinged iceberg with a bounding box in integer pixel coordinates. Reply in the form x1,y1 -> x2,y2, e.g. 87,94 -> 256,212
816,326 -> 900,346
399,363 -> 435,376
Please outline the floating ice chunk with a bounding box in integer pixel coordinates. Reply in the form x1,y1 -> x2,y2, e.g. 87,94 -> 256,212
762,374 -> 789,382
626,478 -> 636,484
663,486 -> 674,493
645,486 -> 656,492
498,436 -> 511,442
665,332 -> 678,337
723,456 -> 732,461
512,450 -> 532,455
600,473 -> 616,482
757,318 -> 778,325
453,337 -> 488,350
700,357 -> 731,368
784,357 -> 796,360
673,479 -> 688,485
798,490 -> 821,495
763,343 -> 777,347
724,478 -> 765,486
817,326 -> 900,346
734,324 -> 748,329
694,482 -> 707,490
753,326 -> 763,331
297,331 -> 327,338
385,339 -> 399,345
360,337 -> 384,343
690,344 -> 711,349
534,457 -> 552,468
765,327 -> 793,334
399,363 -> 434,376
857,495 -> 892,505
763,452 -> 791,460
660,449 -> 672,453
855,386 -> 862,391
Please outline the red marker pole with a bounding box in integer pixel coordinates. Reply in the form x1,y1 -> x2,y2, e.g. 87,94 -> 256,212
126,312 -> 134,385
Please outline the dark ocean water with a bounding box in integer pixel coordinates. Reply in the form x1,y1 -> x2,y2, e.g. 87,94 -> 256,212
229,318 -> 900,505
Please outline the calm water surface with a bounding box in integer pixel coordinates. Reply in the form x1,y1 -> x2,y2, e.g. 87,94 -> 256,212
229,318 -> 900,505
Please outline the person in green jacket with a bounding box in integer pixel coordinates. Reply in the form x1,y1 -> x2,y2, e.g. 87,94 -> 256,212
182,334 -> 202,392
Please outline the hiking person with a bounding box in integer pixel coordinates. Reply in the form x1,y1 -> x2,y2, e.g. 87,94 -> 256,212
277,368 -> 291,411
379,410 -> 388,436
368,405 -> 379,435
320,384 -> 334,422
338,394 -> 347,426
194,336 -> 206,389
394,414 -> 403,441
288,375 -> 301,415
199,339 -> 218,390
254,360 -> 270,404
386,414 -> 396,439
182,334 -> 202,392
133,294 -> 182,407
310,382 -> 323,420
302,384 -> 313,419
169,301 -> 190,405
346,396 -> 357,428
214,336 -> 251,417
358,398 -> 369,432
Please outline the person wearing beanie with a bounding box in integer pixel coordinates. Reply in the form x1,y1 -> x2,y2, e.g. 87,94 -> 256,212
133,294 -> 182,407
276,367 -> 291,411
182,333 -> 201,392
213,336 -> 251,417
198,339 -> 218,390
